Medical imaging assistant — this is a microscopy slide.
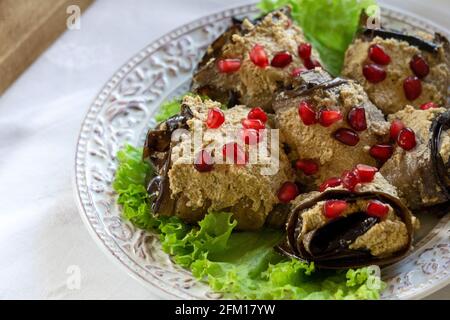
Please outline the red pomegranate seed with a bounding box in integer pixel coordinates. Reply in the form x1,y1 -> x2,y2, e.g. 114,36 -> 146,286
368,44 -> 391,65
277,182 -> 299,203
403,76 -> 422,101
298,101 -> 317,125
222,142 -> 248,165
318,110 -> 343,127
271,51 -> 293,68
303,57 -> 320,70
323,200 -> 348,219
420,102 -> 439,110
247,107 -> 268,123
397,128 -> 417,151
342,169 -> 360,191
410,55 -> 429,79
362,64 -> 386,83
347,107 -> 367,131
291,67 -> 306,77
333,128 -> 360,146
319,177 -> 342,192
295,159 -> 319,176
298,43 -> 312,60
369,144 -> 393,162
250,44 -> 269,68
355,164 -> 378,183
194,150 -> 214,172
366,200 -> 389,218
217,59 -> 241,73
241,128 -> 263,145
241,118 -> 265,130
206,107 -> 225,129
390,119 -> 405,140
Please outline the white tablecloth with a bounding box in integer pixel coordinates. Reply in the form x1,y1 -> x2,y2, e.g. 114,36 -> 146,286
0,0 -> 448,299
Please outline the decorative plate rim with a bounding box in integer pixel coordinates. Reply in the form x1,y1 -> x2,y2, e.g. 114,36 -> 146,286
74,2 -> 450,300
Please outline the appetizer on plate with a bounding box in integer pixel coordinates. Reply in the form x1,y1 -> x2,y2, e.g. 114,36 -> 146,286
381,106 -> 450,209
110,0 -> 450,300
144,95 -> 294,230
279,172 -> 415,269
343,27 -> 450,114
273,69 -> 389,187
192,8 -> 321,111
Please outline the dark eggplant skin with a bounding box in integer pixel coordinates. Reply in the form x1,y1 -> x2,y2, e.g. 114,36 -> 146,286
361,28 -> 442,53
380,109 -> 450,210
278,188 -> 414,269
431,110 -> 450,200
143,104 -> 193,215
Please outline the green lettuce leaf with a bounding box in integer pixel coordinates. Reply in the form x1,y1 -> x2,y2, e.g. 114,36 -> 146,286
112,143 -> 385,299
259,0 -> 378,75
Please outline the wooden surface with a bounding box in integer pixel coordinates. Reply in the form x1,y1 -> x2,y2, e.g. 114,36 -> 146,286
0,0 -> 93,94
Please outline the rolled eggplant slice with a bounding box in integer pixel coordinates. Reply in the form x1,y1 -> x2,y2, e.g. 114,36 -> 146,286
380,106 -> 450,209
343,27 -> 450,114
191,8 -> 321,111
279,174 -> 415,269
143,95 -> 294,230
273,69 -> 389,188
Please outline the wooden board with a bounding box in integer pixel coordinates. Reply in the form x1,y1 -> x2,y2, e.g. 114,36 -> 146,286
0,0 -> 93,94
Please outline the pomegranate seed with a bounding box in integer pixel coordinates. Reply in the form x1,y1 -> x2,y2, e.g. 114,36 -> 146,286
390,119 -> 405,141
298,43 -> 312,59
318,110 -> 343,127
347,107 -> 367,131
410,54 -> 429,79
298,101 -> 317,125
342,169 -> 360,191
271,51 -> 293,68
277,182 -> 299,203
295,159 -> 319,176
403,76 -> 422,101
247,107 -> 268,123
319,177 -> 342,192
366,200 -> 389,218
333,128 -> 360,146
291,67 -> 306,77
397,128 -> 417,151
250,44 -> 269,68
241,128 -> 263,145
206,107 -> 225,129
303,57 -> 320,70
362,64 -> 386,83
420,102 -> 439,110
323,200 -> 348,219
355,164 -> 378,183
217,59 -> 241,73
368,44 -> 391,65
194,150 -> 214,172
369,144 -> 393,162
222,142 -> 248,165
241,118 -> 265,130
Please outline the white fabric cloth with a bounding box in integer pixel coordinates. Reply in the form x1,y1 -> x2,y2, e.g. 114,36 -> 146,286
0,0 -> 448,299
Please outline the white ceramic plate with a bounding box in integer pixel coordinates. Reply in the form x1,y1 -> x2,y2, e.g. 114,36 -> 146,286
74,3 -> 450,299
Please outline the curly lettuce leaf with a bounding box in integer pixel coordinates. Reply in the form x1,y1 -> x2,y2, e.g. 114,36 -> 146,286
259,0 -> 378,75
113,143 -> 384,300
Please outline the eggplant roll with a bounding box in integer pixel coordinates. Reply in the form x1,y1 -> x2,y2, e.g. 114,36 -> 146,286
143,95 -> 294,230
380,106 -> 450,209
343,27 -> 450,114
273,69 -> 389,188
279,173 -> 415,269
191,8 -> 321,111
